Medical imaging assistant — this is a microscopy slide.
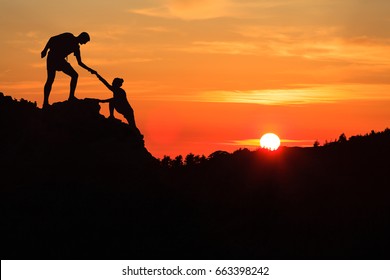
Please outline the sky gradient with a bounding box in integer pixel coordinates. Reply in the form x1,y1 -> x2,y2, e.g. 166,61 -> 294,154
1,0 -> 390,157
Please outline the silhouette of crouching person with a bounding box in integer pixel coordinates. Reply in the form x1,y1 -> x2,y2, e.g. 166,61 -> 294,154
95,73 -> 143,139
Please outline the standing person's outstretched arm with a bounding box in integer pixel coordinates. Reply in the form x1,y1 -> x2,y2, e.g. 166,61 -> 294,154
75,51 -> 96,74
95,73 -> 113,92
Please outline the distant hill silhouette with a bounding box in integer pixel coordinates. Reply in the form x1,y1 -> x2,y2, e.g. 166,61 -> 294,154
1,93 -> 389,260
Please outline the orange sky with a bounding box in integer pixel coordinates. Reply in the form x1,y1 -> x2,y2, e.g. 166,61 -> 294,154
1,0 -> 390,157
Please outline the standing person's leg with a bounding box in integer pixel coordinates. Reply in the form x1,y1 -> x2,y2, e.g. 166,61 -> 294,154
62,62 -> 79,101
43,67 -> 56,108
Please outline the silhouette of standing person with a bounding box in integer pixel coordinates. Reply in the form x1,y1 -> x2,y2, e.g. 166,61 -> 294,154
41,32 -> 96,108
95,72 -> 143,139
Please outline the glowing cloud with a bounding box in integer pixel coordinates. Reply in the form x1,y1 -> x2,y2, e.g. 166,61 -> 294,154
174,41 -> 258,55
196,84 -> 390,105
129,0 -> 232,20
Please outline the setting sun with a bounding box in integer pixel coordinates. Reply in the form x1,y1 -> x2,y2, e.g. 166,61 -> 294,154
260,133 -> 281,151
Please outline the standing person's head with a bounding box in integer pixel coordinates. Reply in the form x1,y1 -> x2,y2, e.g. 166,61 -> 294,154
112,78 -> 124,88
77,32 -> 90,45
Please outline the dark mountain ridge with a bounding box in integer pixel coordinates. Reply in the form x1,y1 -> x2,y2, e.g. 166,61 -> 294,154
1,93 -> 156,187
1,93 -> 389,259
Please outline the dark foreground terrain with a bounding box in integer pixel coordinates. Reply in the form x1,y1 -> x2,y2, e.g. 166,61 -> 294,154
1,93 -> 389,259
